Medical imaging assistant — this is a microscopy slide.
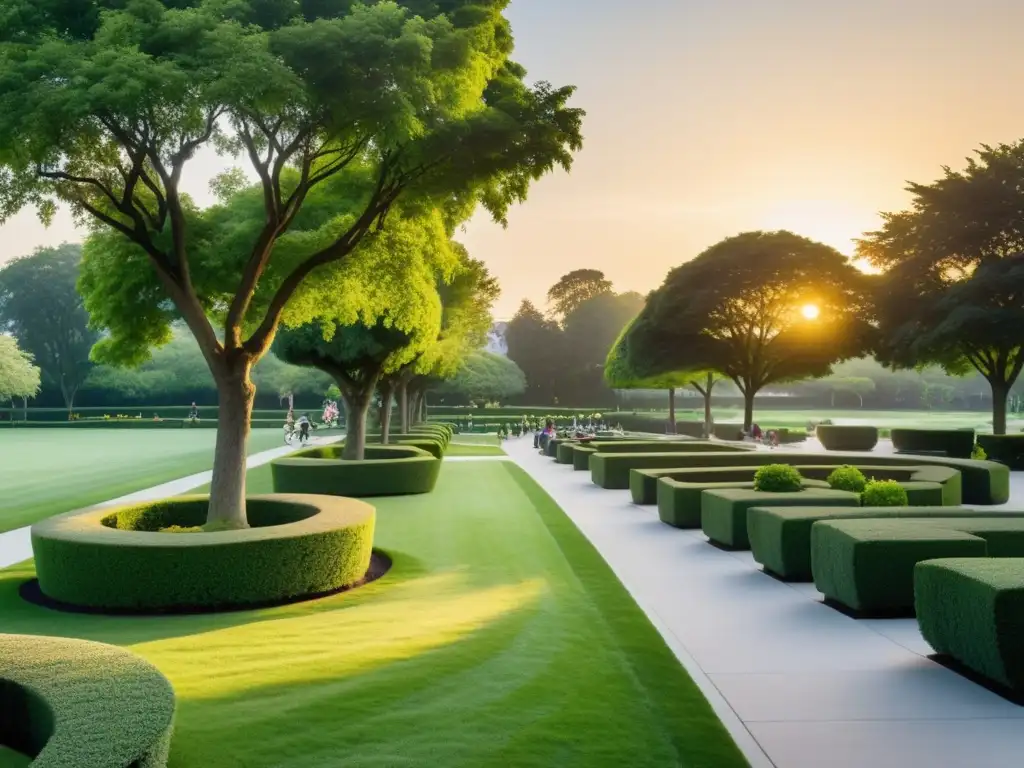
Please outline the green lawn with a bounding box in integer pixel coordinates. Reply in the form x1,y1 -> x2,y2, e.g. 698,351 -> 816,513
0,462 -> 746,767
0,429 -> 287,533
445,441 -> 506,456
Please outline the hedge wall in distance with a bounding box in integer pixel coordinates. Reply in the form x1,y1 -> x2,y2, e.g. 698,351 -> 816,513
272,444 -> 441,497
891,428 -> 975,459
0,634 -> 176,767
32,495 -> 375,611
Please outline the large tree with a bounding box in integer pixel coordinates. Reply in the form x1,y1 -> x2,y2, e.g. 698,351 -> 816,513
505,299 -> 565,404
0,244 -> 98,415
0,335 -> 41,407
561,289 -> 644,405
547,268 -> 613,321
605,319 -> 721,435
403,251 -> 500,426
627,231 -> 873,430
0,0 -> 583,527
858,142 -> 1024,434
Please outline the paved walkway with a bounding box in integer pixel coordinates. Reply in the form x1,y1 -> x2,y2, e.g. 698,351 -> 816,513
506,437 -> 1024,768
0,437 -> 341,570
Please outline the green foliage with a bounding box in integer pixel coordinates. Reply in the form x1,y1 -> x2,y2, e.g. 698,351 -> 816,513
0,634 -> 175,768
753,464 -> 804,493
973,443 -> 989,461
437,351 -> 526,404
860,479 -> 909,507
620,231 -> 874,428
159,525 -> 204,534
0,335 -> 40,402
916,558 -> 1024,692
859,143 -> 1024,434
827,466 -> 868,493
505,299 -> 565,403
272,444 -> 440,496
33,497 -> 376,610
547,269 -> 613,321
0,244 -> 98,410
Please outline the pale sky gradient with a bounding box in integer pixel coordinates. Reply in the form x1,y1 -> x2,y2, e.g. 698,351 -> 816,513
4,0 -> 1024,317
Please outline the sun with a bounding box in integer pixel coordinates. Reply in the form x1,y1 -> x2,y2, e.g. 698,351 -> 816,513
801,304 -> 820,320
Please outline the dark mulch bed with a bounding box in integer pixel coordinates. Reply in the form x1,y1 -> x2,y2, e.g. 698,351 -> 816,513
19,550 -> 392,617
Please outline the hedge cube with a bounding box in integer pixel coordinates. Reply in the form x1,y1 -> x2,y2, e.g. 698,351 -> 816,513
701,488 -> 860,549
810,520 -> 989,614
915,558 -> 1024,692
657,477 -> 829,530
816,425 -> 879,451
891,428 -> 975,459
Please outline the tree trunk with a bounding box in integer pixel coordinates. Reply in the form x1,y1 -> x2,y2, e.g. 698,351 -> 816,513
703,377 -> 714,437
399,379 -> 409,434
742,387 -> 755,432
831,390 -> 836,408
378,380 -> 396,444
341,390 -> 370,460
667,388 -> 676,434
21,396 -> 28,422
207,361 -> 255,529
991,380 -> 1009,435
857,393 -> 863,408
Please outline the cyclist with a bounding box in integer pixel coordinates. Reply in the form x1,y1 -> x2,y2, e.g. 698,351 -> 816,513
297,412 -> 311,444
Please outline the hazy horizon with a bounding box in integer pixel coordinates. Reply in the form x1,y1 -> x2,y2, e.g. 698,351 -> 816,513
4,0 -> 1024,318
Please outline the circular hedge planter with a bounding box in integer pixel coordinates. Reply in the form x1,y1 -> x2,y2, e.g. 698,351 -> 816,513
816,425 -> 879,451
0,633 -> 175,767
31,494 -> 375,612
272,444 -> 441,497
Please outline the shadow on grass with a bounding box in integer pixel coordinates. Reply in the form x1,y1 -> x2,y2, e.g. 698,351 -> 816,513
0,549 -> 432,646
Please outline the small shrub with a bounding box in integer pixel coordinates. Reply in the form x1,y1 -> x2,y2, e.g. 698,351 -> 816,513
827,465 -> 867,493
753,464 -> 803,493
158,525 -> 203,533
861,479 -> 909,507
972,443 -> 988,460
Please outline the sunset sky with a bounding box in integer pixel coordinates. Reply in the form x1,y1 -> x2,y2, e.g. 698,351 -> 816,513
4,0 -> 1024,317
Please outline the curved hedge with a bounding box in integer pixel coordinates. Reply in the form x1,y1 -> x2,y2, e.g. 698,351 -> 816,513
0,634 -> 176,767
590,450 -> 1007,504
816,425 -> 879,451
273,444 -> 440,497
891,428 -> 975,459
32,495 -> 375,611
976,434 -> 1024,470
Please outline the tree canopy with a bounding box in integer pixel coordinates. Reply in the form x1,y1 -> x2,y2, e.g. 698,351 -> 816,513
0,243 -> 98,412
626,231 -> 873,429
0,0 -> 583,526
547,269 -> 613,321
0,334 -> 40,403
505,299 -> 564,404
858,142 -> 1024,433
436,350 -> 526,405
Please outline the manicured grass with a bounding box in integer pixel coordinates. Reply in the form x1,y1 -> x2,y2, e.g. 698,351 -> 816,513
0,462 -> 746,767
0,747 -> 30,768
446,441 -> 507,457
0,429 -> 287,533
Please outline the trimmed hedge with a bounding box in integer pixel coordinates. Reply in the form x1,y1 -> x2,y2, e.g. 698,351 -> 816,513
573,445 -> 597,470
588,445 -> 751,490
656,477 -> 830,529
0,634 -> 176,767
816,425 -> 879,451
915,558 -> 1024,692
976,434 -> 1024,470
747,505 -> 1024,582
589,450 -> 1006,504
892,428 -> 975,459
631,464 -> 960,508
810,517 -> 1024,614
273,444 -> 440,497
32,495 -> 375,611
701,488 -> 860,549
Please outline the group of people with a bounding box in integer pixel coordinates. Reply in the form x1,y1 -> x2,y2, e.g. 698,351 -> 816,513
284,410 -> 312,445
749,423 -> 781,448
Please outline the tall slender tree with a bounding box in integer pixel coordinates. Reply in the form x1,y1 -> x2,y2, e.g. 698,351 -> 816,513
0,0 -> 584,526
